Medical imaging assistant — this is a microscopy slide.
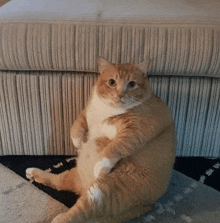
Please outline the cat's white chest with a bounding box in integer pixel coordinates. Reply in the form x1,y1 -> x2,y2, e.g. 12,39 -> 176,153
87,118 -> 117,140
86,89 -> 126,140
100,122 -> 117,139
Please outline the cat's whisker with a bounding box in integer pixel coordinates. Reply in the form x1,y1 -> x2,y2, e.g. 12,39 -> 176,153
129,97 -> 151,111
129,96 -> 144,105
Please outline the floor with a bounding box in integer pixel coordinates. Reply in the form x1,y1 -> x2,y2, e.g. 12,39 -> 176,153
0,156 -> 219,208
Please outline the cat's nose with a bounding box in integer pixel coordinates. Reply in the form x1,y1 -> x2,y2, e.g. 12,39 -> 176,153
114,94 -> 123,100
118,94 -> 124,99
114,94 -> 125,103
117,90 -> 125,98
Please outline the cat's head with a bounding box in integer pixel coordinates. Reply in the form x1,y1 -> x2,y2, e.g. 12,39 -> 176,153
95,57 -> 152,109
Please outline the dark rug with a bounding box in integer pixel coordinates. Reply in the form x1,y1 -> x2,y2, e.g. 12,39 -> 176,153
0,156 -> 219,208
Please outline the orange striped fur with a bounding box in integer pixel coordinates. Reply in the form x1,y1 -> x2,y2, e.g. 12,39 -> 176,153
26,57 -> 176,223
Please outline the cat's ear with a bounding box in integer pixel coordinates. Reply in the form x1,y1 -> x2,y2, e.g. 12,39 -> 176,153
97,57 -> 111,74
136,58 -> 151,77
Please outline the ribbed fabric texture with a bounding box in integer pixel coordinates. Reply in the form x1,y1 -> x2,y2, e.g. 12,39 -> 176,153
0,71 -> 97,155
150,76 -> 220,157
0,20 -> 219,78
0,71 -> 219,157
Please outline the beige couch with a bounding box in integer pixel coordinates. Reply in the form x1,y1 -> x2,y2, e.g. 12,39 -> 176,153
0,1 -> 220,223
0,0 -> 219,157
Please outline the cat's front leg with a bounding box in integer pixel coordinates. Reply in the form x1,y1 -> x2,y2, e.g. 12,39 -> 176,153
93,137 -> 120,179
94,157 -> 119,179
70,109 -> 88,150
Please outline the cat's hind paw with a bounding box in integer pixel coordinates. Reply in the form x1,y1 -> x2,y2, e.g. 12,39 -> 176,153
88,184 -> 103,207
26,168 -> 42,183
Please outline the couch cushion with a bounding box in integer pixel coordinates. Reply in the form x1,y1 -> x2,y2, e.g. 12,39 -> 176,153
0,0 -> 219,78
1,0 -> 220,21
0,71 -> 219,156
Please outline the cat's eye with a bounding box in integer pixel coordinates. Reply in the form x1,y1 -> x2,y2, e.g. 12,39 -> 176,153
127,81 -> 136,88
108,79 -> 116,87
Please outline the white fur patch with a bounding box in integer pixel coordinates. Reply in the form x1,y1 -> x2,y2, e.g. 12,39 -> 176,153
26,168 -> 40,183
26,168 -> 36,180
94,158 -> 119,179
71,137 -> 81,148
86,88 -> 126,141
101,123 -> 117,140
89,88 -> 127,119
88,184 -> 102,206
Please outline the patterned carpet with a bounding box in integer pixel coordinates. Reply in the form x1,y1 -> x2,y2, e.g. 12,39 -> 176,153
0,156 -> 219,208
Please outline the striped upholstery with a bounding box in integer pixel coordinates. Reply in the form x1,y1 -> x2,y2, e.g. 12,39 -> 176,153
0,0 -> 219,156
0,71 -> 219,156
0,21 -> 220,78
150,76 -> 220,157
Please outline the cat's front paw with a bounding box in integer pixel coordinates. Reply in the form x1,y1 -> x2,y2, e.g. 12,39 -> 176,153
51,213 -> 72,223
94,158 -> 119,179
71,137 -> 83,149
94,160 -> 111,178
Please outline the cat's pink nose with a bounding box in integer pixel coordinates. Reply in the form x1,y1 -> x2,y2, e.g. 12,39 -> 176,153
117,93 -> 125,99
118,95 -> 123,99
115,96 -> 125,103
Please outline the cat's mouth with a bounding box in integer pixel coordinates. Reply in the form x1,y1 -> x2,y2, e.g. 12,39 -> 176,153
106,99 -> 126,109
107,97 -> 141,110
114,98 -> 127,107
115,99 -> 125,104
114,97 -> 141,108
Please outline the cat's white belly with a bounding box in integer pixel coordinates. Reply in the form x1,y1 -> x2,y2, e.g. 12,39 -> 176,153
77,122 -> 117,188
77,140 -> 102,188
101,122 -> 117,139
77,88 -> 122,188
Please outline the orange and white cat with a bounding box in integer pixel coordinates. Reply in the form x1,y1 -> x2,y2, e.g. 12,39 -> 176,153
26,57 -> 176,223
